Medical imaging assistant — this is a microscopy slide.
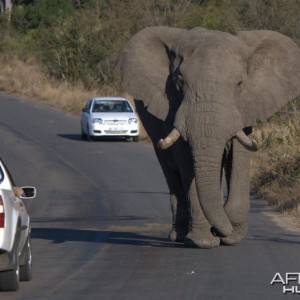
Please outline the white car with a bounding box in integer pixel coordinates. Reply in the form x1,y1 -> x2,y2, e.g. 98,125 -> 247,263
81,97 -> 140,142
0,159 -> 36,291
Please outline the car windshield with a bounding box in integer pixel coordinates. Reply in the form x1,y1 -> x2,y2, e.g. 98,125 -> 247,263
92,100 -> 133,113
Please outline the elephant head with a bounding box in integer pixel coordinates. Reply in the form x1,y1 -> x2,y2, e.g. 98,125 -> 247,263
118,27 -> 300,237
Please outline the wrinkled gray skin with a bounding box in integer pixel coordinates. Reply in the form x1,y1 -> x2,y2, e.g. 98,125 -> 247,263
118,27 -> 300,248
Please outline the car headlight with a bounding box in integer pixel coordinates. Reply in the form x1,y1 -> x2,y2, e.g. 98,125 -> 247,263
92,118 -> 103,124
128,118 -> 138,124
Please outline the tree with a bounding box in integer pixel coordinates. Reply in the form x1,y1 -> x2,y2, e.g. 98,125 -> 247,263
0,0 -> 12,13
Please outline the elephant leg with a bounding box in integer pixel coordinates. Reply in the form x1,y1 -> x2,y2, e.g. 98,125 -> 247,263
134,101 -> 189,242
153,150 -> 189,242
222,137 -> 251,245
184,178 -> 220,248
172,141 -> 219,248
154,147 -> 189,242
167,174 -> 189,242
153,133 -> 189,242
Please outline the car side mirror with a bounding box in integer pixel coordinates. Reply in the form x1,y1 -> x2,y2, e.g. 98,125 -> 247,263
82,108 -> 90,113
20,186 -> 37,199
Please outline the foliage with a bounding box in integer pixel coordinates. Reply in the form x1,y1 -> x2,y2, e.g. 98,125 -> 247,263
2,0 -> 300,88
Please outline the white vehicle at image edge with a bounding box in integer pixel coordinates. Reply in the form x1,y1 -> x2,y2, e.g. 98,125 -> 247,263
0,159 -> 36,291
81,97 -> 140,142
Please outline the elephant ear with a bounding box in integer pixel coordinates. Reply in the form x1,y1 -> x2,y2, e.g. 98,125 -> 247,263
118,26 -> 187,120
237,30 -> 300,126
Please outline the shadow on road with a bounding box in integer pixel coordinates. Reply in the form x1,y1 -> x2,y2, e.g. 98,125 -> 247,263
57,133 -> 82,141
245,234 -> 300,244
31,227 -> 182,248
31,226 -> 300,249
57,133 -> 134,142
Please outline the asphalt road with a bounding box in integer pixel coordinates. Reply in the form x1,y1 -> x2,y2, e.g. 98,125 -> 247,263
0,92 -> 299,300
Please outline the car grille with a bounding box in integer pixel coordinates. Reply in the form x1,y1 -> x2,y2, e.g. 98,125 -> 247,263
105,120 -> 127,125
104,130 -> 128,134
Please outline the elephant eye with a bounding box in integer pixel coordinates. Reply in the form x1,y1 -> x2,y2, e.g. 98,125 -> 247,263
237,80 -> 243,86
174,73 -> 184,93
177,74 -> 183,84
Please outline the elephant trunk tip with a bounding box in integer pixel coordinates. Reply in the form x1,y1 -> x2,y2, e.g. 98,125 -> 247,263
211,225 -> 233,238
209,216 -> 233,238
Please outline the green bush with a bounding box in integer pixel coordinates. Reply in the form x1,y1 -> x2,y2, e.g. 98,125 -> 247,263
1,0 -> 300,88
11,0 -> 75,32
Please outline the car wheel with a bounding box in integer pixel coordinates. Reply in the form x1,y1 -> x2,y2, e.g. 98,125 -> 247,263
0,243 -> 19,291
133,136 -> 139,142
19,236 -> 32,281
86,125 -> 93,141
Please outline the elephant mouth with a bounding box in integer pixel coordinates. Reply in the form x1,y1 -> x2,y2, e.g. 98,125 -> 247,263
157,128 -> 258,152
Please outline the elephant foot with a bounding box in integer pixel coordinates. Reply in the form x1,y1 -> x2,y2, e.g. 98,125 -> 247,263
221,223 -> 248,246
184,229 -> 220,249
168,226 -> 188,243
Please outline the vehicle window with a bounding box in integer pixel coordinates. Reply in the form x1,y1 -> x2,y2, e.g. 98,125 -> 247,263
84,99 -> 93,112
92,100 -> 133,113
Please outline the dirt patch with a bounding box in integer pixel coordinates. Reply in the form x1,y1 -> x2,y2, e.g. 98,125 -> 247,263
262,209 -> 300,233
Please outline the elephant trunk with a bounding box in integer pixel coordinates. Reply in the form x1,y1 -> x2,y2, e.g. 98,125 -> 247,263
169,101 -> 233,236
191,142 -> 233,237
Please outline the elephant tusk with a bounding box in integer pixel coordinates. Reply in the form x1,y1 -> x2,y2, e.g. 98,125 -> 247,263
235,130 -> 259,152
157,128 -> 181,150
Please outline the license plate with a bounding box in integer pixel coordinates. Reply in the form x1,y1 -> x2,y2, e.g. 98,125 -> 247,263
109,127 -> 123,131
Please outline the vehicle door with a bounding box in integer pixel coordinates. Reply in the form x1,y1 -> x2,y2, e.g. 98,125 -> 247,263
0,160 -> 27,250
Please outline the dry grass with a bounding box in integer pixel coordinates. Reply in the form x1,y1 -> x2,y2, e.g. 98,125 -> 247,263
0,59 -> 113,114
251,104 -> 300,217
0,58 -> 149,140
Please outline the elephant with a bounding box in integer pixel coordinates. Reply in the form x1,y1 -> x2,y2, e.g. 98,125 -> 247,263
118,26 -> 300,248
